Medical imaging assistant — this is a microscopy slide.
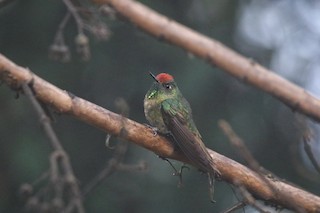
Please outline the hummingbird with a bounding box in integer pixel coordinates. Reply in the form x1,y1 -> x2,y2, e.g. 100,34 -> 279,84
144,72 -> 220,201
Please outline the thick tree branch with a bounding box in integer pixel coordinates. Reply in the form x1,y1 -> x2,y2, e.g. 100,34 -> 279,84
92,0 -> 320,123
1,54 -> 320,212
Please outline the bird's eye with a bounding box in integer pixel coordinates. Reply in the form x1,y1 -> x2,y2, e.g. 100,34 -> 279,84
164,84 -> 172,90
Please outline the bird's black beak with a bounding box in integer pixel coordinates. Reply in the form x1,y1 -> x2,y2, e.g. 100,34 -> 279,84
149,72 -> 159,83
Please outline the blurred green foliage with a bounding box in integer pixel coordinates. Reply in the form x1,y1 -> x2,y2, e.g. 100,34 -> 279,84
0,0 -> 318,212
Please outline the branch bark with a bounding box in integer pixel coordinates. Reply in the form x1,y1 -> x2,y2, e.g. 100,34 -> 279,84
93,0 -> 320,123
1,54 -> 320,212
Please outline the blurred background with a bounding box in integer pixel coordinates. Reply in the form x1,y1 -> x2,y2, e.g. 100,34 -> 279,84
0,0 -> 320,212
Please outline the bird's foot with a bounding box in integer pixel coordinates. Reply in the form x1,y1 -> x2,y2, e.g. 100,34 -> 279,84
159,156 -> 189,188
208,172 -> 216,203
143,123 -> 159,136
173,164 -> 190,188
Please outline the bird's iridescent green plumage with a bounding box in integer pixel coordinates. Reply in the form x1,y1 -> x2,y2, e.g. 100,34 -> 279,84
144,79 -> 197,134
161,98 -> 201,138
144,73 -> 219,175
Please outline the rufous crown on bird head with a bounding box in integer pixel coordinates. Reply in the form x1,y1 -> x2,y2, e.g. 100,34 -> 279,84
155,73 -> 174,83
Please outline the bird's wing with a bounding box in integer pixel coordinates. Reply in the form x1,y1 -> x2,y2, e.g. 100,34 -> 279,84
161,99 -> 215,173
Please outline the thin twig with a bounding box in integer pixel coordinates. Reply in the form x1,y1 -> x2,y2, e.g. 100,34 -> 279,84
218,120 -> 261,172
303,136 -> 320,174
62,0 -> 84,34
221,202 -> 246,213
54,12 -> 71,44
236,183 -> 270,213
83,98 -> 146,197
82,138 -> 128,197
22,82 -> 63,151
22,82 -> 85,213
218,119 -> 274,212
116,161 -> 147,171
222,202 -> 247,213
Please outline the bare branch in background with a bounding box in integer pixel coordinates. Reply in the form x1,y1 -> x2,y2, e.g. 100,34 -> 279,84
218,120 -> 261,172
221,201 -> 246,213
303,136 -> 320,175
218,120 -> 271,212
236,182 -> 270,213
49,0 -> 111,62
20,82 -> 85,213
294,115 -> 320,177
49,12 -> 71,62
83,97 -> 147,197
219,120 -> 306,212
